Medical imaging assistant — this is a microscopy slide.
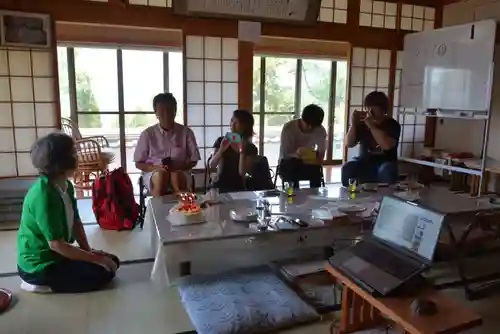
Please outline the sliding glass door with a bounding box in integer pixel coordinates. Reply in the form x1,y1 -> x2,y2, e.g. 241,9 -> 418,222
57,45 -> 183,184
252,55 -> 348,167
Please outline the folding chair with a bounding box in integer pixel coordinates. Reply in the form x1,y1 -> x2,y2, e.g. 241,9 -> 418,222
245,155 -> 275,191
274,159 -> 325,189
204,155 -> 214,193
137,171 -> 196,228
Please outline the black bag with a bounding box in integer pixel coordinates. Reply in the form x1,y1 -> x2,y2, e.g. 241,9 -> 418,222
246,156 -> 274,191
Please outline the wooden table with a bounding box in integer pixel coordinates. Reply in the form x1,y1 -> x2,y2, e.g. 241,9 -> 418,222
325,264 -> 482,334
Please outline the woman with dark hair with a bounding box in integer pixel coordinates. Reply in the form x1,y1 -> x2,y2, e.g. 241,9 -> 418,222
17,132 -> 120,293
210,109 -> 258,193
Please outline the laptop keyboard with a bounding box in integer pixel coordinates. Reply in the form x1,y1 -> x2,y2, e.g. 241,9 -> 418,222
351,241 -> 420,280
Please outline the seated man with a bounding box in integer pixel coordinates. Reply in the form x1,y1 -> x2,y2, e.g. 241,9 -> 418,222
134,93 -> 200,196
342,91 -> 401,186
278,104 -> 327,188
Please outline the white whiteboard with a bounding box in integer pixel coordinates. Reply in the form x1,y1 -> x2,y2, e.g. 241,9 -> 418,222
401,20 -> 496,112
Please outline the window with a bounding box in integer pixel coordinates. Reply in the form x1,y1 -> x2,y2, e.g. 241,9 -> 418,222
73,47 -> 121,170
122,49 -> 164,174
400,5 -> 435,32
359,0 -> 397,29
253,55 -> 348,167
128,0 -> 173,7
319,0 -> 348,24
57,45 -> 183,183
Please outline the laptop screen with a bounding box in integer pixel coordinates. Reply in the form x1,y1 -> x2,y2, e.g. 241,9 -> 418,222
372,196 -> 445,261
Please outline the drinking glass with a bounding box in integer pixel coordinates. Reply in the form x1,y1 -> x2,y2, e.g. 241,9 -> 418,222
208,187 -> 219,201
407,173 -> 420,197
284,181 -> 293,196
348,178 -> 358,193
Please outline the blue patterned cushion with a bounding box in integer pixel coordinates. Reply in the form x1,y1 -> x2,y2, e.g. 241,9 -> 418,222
178,268 -> 320,334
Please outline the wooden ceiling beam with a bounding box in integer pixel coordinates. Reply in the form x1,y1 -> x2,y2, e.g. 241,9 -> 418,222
440,0 -> 463,5
387,0 -> 442,7
0,0 -> 410,49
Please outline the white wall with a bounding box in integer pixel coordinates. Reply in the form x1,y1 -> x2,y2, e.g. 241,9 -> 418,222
485,45 -> 500,161
439,0 -> 500,160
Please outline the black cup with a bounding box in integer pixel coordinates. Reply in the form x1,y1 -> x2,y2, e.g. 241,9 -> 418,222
162,157 -> 172,166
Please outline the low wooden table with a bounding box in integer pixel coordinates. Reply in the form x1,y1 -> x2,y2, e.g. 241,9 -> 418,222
149,188 -> 377,285
325,264 -> 482,334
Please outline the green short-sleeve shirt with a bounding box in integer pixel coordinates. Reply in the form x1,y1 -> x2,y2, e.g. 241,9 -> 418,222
17,176 -> 80,274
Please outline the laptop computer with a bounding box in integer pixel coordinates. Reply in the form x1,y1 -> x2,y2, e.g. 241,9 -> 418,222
329,195 -> 446,296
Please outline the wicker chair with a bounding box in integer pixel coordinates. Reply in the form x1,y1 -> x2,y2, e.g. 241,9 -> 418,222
73,138 -> 109,191
61,118 -> 114,192
61,117 -> 111,149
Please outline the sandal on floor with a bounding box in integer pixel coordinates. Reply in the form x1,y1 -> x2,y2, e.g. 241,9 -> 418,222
0,288 -> 12,313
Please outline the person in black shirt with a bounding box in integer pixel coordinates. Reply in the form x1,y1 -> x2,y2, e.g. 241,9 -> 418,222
341,91 -> 401,186
210,109 -> 258,193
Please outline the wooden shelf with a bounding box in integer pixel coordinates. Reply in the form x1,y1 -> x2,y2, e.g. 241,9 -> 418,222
400,157 -> 482,176
399,111 -> 488,120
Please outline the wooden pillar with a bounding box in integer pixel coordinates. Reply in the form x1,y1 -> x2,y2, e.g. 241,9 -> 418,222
238,41 -> 254,111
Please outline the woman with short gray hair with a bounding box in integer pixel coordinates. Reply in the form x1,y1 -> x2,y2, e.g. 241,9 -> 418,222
17,132 -> 120,293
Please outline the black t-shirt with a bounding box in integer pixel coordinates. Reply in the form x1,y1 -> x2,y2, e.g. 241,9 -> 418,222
356,117 -> 401,162
212,136 -> 258,191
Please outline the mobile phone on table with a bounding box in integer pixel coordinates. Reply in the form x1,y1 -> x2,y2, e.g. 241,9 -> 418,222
290,217 -> 309,228
273,216 -> 299,230
225,132 -> 242,143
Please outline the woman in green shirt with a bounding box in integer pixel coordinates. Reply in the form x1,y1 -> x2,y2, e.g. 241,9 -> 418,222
17,133 -> 120,293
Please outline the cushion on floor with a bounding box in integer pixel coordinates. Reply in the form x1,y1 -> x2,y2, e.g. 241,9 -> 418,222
178,267 -> 320,334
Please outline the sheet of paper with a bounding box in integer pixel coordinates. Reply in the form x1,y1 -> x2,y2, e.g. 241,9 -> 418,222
229,191 -> 259,201
238,20 -> 261,43
281,260 -> 326,277
307,195 -> 338,201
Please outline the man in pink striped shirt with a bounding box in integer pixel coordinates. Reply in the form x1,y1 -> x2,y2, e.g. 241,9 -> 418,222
134,93 -> 200,196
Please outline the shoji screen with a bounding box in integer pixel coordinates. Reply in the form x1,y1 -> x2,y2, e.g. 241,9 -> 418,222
347,47 -> 391,160
184,36 -> 239,168
400,4 -> 435,31
359,0 -> 398,29
319,0 -> 348,24
0,48 -> 58,177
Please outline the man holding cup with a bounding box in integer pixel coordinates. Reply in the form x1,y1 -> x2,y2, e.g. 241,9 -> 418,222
341,91 -> 401,186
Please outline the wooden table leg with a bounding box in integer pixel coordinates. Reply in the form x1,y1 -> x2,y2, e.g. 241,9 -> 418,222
470,175 -> 478,196
331,285 -> 384,334
482,171 -> 490,194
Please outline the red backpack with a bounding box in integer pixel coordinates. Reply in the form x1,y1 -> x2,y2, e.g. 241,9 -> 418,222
92,167 -> 140,230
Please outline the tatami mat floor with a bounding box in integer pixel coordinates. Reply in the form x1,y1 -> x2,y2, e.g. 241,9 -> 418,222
2,191 -> 500,333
